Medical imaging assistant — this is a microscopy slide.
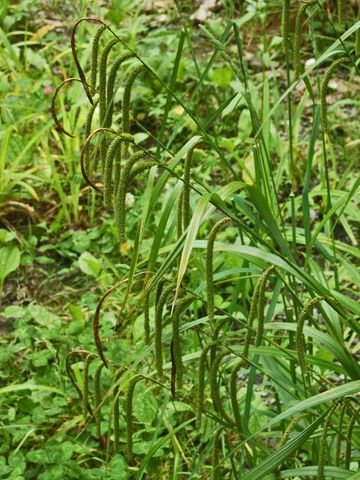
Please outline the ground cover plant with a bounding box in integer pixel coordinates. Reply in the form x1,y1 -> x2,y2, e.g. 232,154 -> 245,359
0,0 -> 359,479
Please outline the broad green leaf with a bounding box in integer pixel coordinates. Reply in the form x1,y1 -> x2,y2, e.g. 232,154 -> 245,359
173,193 -> 211,308
78,251 -> 102,277
280,466 -> 357,479
0,382 -> 65,396
0,244 -> 20,283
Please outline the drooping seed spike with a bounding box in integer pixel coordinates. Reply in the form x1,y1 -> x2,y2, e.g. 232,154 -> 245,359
122,64 -> 146,136
230,360 -> 245,436
196,342 -> 214,428
155,279 -> 167,306
65,349 -> 93,400
83,353 -> 95,420
128,161 -> 158,181
337,0 -> 345,24
318,402 -> 339,480
115,149 -> 146,242
209,350 -> 235,426
171,295 -> 196,394
278,413 -> 310,447
93,282 -> 128,369
94,362 -> 104,440
71,17 -> 107,104
206,217 -> 231,329
255,265 -> 275,348
242,278 -> 262,365
90,26 -> 107,96
335,401 -> 346,466
296,296 -> 324,374
99,39 -> 119,127
104,136 -> 123,208
51,77 -> 83,138
281,0 -> 291,57
344,407 -> 357,470
113,367 -> 122,452
320,57 -> 350,133
356,6 -> 360,57
106,51 -> 136,126
210,318 -> 229,366
293,0 -> 317,77
154,283 -> 175,378
80,127 -> 117,191
177,189 -> 184,240
212,427 -> 223,480
84,100 -> 99,169
125,375 -> 142,465
182,137 -> 203,230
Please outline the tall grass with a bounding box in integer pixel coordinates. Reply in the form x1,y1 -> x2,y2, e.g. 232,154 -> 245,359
0,1 -> 358,478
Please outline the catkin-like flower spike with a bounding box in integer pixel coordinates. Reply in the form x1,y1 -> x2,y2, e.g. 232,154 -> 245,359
122,64 -> 146,136
155,283 -> 175,378
65,349 -> 92,399
206,217 -> 231,329
318,402 -> 339,480
51,78 -> 83,138
210,350 -> 235,427
281,0 -> 291,56
83,353 -> 95,419
344,408 -> 357,469
293,0 -> 317,77
80,127 -> 117,191
182,138 -> 203,230
71,17 -> 107,104
126,374 -> 142,464
210,318 -> 229,366
196,342 -> 214,428
155,279 -> 167,306
84,100 -> 99,168
337,0 -> 345,24
254,265 -> 275,348
94,281 -> 128,369
94,362 -> 104,440
90,26 -> 106,96
335,401 -> 346,466
230,360 -> 245,436
115,150 -> 146,242
212,427 -> 223,480
128,161 -> 158,181
177,189 -> 184,240
104,133 -> 133,208
356,6 -> 360,57
106,51 -> 136,127
278,413 -> 310,447
99,39 -> 119,127
320,57 -> 350,133
171,295 -> 196,393
104,136 -> 122,208
296,296 -> 324,374
143,292 -> 150,345
113,368 -> 122,452
242,279 -> 262,365
143,277 -> 166,346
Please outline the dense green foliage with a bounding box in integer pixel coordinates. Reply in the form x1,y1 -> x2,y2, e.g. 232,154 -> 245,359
0,1 -> 359,479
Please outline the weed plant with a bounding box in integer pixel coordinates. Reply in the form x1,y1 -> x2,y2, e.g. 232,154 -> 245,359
0,1 -> 359,479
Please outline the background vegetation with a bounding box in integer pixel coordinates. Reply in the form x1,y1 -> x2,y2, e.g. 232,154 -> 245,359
0,0 -> 359,479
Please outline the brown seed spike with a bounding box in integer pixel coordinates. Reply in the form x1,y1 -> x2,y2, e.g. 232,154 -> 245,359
51,78 -> 83,138
70,17 -> 107,105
